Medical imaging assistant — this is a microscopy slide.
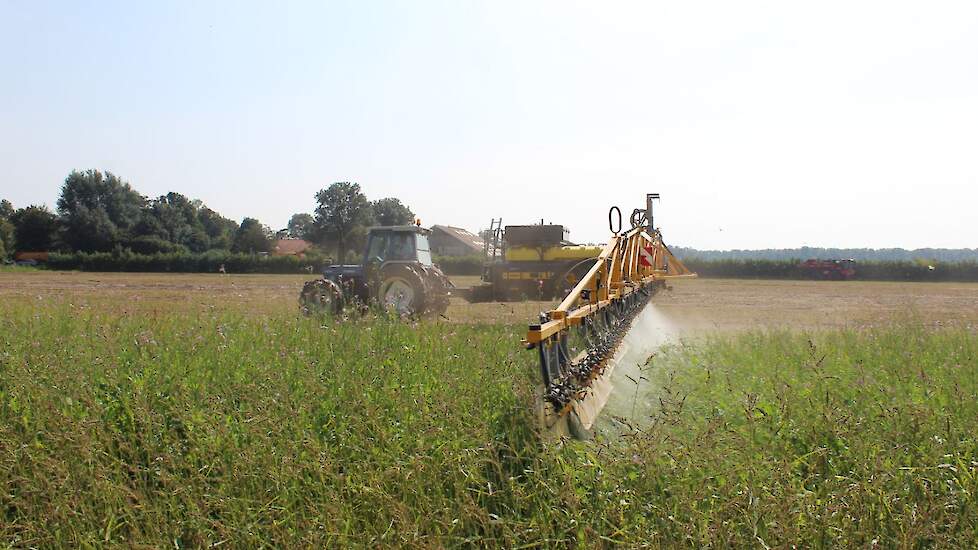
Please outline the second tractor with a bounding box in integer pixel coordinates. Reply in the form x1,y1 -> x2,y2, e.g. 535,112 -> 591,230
300,225 -> 453,316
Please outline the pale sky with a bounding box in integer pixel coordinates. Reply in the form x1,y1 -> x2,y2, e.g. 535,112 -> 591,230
2,1 -> 976,249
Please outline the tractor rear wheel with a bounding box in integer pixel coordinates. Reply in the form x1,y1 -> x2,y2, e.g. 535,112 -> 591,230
380,265 -> 427,316
378,264 -> 453,316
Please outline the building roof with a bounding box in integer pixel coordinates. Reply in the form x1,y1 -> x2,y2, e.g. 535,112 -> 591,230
431,225 -> 484,252
367,225 -> 430,233
273,239 -> 313,256
13,251 -> 49,261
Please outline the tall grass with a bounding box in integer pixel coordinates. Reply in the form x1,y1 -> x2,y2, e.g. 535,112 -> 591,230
0,265 -> 39,273
0,305 -> 544,546
608,326 -> 978,546
1,303 -> 976,546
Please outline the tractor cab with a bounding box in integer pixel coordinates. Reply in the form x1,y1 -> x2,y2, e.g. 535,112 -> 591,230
363,226 -> 434,267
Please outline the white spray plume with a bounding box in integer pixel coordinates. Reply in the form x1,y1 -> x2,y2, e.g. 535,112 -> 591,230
594,303 -> 680,434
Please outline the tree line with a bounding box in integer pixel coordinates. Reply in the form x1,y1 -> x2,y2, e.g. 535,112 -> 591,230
674,245 -> 978,263
0,171 -> 415,263
681,258 -> 978,282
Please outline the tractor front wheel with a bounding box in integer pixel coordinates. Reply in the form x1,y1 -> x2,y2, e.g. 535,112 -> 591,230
299,278 -> 344,316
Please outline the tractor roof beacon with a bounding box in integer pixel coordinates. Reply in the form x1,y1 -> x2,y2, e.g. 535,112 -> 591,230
300,225 -> 454,317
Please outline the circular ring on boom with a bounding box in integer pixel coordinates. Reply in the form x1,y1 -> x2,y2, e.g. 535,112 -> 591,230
630,208 -> 646,229
608,206 -> 622,235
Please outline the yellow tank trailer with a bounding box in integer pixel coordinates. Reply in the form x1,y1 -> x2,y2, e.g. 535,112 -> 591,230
504,245 -> 601,262
466,223 -> 603,302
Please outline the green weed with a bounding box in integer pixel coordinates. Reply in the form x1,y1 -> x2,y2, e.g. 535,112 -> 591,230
1,303 -> 975,547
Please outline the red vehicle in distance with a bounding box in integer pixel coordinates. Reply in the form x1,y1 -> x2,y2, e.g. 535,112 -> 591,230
799,258 -> 856,280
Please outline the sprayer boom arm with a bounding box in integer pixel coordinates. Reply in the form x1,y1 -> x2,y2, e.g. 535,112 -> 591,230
527,196 -> 696,431
527,227 -> 694,344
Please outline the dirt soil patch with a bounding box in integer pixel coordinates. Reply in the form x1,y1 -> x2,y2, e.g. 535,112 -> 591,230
2,271 -> 976,330
654,278 -> 978,333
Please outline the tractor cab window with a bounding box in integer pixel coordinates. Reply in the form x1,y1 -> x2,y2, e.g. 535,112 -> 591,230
415,233 -> 433,266
386,232 -> 416,261
366,233 -> 387,262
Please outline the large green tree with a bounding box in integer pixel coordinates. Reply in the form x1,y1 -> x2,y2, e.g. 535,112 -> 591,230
0,199 -> 14,257
371,197 -> 415,226
57,170 -> 146,251
197,207 -> 239,250
231,218 -> 273,253
313,182 -> 373,262
0,199 -> 13,220
142,192 -> 209,252
10,205 -> 59,251
286,213 -> 315,240
69,207 -> 119,251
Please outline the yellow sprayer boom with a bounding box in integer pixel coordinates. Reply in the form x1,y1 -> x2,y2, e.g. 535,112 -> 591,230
525,194 -> 695,438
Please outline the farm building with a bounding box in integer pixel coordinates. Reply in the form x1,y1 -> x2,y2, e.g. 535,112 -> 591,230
272,239 -> 312,257
429,225 -> 484,257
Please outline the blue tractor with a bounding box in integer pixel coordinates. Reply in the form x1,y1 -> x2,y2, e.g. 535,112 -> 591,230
299,225 -> 453,316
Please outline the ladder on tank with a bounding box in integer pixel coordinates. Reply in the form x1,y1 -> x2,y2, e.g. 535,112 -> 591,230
484,218 -> 503,261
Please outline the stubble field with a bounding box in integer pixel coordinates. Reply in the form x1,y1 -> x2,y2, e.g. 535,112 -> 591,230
3,271 -> 977,328
1,270 -> 977,546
